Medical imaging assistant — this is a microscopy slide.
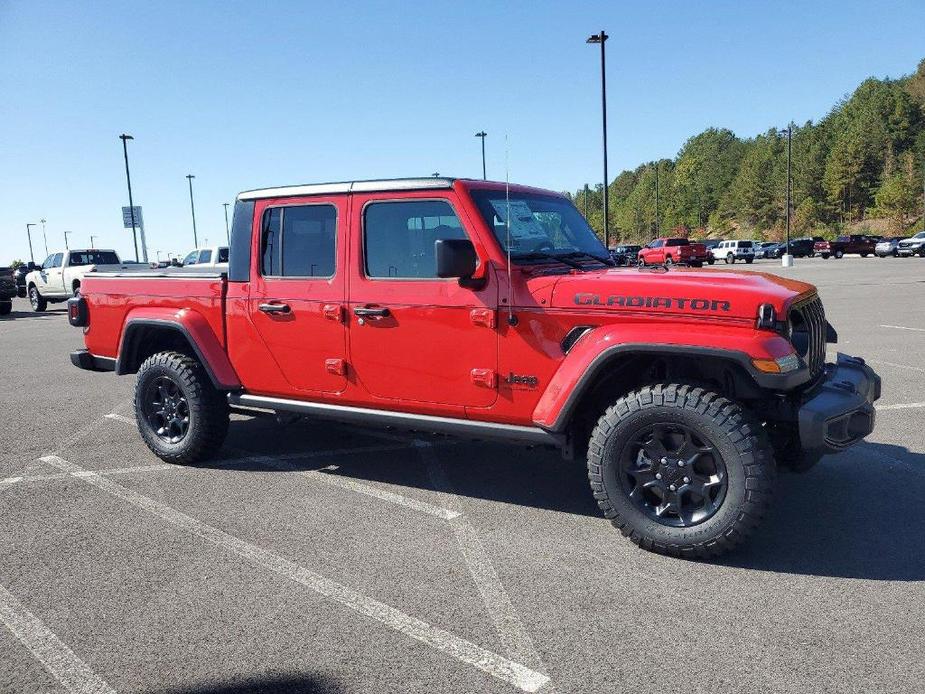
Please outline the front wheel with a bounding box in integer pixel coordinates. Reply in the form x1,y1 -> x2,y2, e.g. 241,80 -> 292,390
586,384 -> 775,558
834,250 -> 844,259
134,351 -> 229,464
725,254 -> 734,264
664,256 -> 674,266
28,286 -> 47,312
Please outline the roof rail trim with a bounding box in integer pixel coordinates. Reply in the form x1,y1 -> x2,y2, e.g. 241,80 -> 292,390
237,177 -> 457,201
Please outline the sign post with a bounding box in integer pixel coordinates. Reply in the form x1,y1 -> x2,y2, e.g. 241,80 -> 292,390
122,206 -> 148,263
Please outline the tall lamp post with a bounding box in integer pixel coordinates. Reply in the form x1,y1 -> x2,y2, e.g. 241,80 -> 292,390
64,231 -> 72,250
475,131 -> 487,180
40,218 -> 49,255
782,124 -> 793,267
587,30 -> 610,248
119,134 -> 140,262
90,235 -> 98,248
25,223 -> 36,263
222,203 -> 231,243
186,174 -> 198,247
654,163 -> 660,235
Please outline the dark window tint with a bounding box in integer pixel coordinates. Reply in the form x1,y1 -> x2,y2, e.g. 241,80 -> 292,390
364,200 -> 466,278
217,247 -> 229,263
738,241 -> 753,248
261,204 -> 336,277
70,251 -> 119,266
228,200 -> 255,282
199,250 -> 212,264
666,239 -> 688,246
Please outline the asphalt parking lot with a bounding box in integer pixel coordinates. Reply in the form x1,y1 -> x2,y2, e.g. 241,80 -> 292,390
2,256 -> 924,694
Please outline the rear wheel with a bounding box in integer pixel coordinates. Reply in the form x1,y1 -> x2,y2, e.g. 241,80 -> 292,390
664,256 -> 674,266
707,257 -> 715,265
0,301 -> 11,315
821,253 -> 830,259
745,257 -> 754,264
860,253 -> 868,258
28,286 -> 46,312
586,384 -> 775,558
834,249 -> 844,259
134,351 -> 229,464
725,253 -> 734,264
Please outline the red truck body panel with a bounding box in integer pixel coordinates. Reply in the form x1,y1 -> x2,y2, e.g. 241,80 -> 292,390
79,179 -> 816,432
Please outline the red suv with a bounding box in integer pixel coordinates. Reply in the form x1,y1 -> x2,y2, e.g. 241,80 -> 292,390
67,177 -> 881,558
637,238 -> 709,267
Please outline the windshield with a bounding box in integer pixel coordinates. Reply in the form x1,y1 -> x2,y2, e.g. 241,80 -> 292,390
69,251 -> 120,266
914,231 -> 925,239
469,190 -> 609,263
182,250 -> 200,265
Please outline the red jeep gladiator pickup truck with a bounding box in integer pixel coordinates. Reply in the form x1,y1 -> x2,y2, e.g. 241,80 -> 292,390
637,237 -> 709,267
68,177 -> 880,558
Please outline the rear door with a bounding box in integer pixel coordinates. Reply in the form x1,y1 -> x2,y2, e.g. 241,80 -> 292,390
246,196 -> 348,394
347,193 -> 498,408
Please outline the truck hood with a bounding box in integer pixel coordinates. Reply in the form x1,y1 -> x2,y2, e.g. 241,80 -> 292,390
548,267 -> 815,320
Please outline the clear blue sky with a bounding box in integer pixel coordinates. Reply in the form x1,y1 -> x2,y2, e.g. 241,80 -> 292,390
2,0 -> 924,263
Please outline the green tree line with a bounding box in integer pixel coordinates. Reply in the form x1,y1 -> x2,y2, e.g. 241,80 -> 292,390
570,58 -> 925,245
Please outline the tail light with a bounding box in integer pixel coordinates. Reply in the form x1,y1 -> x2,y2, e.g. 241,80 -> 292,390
67,296 -> 88,327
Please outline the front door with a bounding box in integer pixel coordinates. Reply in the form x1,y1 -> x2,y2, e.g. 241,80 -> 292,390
246,197 -> 347,394
347,194 -> 498,408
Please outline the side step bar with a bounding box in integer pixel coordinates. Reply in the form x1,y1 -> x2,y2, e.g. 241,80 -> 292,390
227,393 -> 563,447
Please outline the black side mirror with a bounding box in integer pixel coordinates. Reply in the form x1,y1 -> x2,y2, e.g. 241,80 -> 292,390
27,262 -> 38,271
435,239 -> 477,279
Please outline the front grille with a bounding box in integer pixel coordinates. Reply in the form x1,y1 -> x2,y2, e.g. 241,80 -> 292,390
790,295 -> 826,378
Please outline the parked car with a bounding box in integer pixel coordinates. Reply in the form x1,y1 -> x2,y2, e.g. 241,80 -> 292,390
875,237 -> 904,257
755,242 -> 783,259
785,237 -> 822,258
896,230 -> 925,257
637,238 -> 709,267
0,268 -> 16,314
814,234 -> 881,259
609,244 -> 642,266
711,240 -> 755,264
67,175 -> 880,559
179,246 -> 229,267
24,249 -> 129,311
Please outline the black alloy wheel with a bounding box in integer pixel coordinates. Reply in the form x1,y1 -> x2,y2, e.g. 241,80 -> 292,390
143,376 -> 190,444
619,422 -> 727,527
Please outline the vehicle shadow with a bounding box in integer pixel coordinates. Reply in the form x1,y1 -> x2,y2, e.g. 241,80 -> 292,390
147,672 -> 343,694
0,307 -> 67,320
718,441 -> 925,581
220,418 -> 924,581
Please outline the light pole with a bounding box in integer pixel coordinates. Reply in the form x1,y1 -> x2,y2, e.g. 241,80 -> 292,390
90,235 -> 98,248
587,30 -> 610,248
186,174 -> 198,247
654,163 -> 660,235
119,134 -> 140,262
64,231 -> 72,250
222,202 -> 230,243
431,172 -> 440,177
583,183 -> 590,220
40,218 -> 49,255
25,223 -> 36,263
475,131 -> 487,180
782,124 -> 794,267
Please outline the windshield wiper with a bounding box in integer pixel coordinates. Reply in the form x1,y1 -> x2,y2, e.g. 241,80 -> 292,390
556,251 -> 615,266
509,251 -> 584,269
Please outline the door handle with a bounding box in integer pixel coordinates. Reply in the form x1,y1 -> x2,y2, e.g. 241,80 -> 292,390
353,306 -> 390,319
258,302 -> 291,314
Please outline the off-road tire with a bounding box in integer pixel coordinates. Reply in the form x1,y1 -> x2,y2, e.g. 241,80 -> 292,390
0,301 -> 11,315
586,384 -> 775,559
28,285 -> 46,312
834,249 -> 844,259
134,351 -> 229,464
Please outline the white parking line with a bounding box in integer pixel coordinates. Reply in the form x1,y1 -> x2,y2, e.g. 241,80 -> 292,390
0,581 -> 117,694
103,413 -> 135,425
421,444 -> 550,682
878,402 -> 925,411
39,455 -> 548,692
879,324 -> 925,333
868,359 -> 925,373
0,464 -> 178,489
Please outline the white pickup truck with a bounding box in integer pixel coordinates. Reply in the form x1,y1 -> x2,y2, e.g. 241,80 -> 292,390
25,249 -> 135,311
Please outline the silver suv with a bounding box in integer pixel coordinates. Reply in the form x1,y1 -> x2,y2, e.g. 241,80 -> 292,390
897,231 -> 925,257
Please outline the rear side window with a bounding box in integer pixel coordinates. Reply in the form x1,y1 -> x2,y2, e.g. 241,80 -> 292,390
70,251 -> 119,266
666,239 -> 687,246
228,199 -> 255,282
364,200 -> 467,278
217,247 -> 229,263
261,204 -> 336,278
739,241 -> 753,248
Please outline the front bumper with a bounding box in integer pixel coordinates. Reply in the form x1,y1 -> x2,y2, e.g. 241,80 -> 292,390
798,353 -> 880,454
897,246 -> 922,256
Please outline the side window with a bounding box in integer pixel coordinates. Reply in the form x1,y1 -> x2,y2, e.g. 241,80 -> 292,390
52,253 -> 63,268
199,250 -> 212,264
182,250 -> 200,266
364,200 -> 467,279
261,204 -> 336,278
217,247 -> 229,263
42,254 -> 54,268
